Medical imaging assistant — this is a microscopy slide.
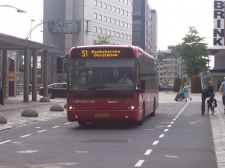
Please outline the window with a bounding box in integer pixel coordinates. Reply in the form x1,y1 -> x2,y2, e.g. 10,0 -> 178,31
103,3 -> 107,9
99,28 -> 102,34
121,33 -> 124,39
128,12 -> 132,17
103,16 -> 107,22
121,21 -> 124,27
112,19 -> 116,24
103,29 -> 107,35
94,13 -> 97,19
99,1 -> 102,7
93,26 -> 97,33
117,8 -> 120,14
128,0 -> 132,6
117,20 -> 120,26
108,5 -> 111,11
99,14 -> 102,21
107,17 -> 111,23
112,6 -> 116,12
129,23 -> 131,29
129,35 -> 131,40
107,30 -> 111,36
94,0 -> 97,6
112,31 -> 115,37
121,9 -> 124,15
117,32 -> 120,38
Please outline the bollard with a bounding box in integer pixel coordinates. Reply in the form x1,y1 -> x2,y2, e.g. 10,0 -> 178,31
0,89 -> 4,105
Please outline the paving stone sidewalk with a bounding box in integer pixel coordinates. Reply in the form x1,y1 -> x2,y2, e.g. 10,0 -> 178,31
0,95 -> 67,131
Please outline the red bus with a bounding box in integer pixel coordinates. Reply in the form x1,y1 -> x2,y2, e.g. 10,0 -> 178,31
66,45 -> 159,126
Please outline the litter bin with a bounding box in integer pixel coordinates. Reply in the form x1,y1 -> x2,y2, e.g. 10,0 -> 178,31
0,89 -> 4,105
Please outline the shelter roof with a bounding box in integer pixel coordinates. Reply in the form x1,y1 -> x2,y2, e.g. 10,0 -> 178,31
0,33 -> 55,51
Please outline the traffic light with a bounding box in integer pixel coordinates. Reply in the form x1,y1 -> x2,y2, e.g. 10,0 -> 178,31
56,57 -> 63,73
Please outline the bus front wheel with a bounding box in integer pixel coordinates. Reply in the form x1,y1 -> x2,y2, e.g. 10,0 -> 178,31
137,108 -> 145,126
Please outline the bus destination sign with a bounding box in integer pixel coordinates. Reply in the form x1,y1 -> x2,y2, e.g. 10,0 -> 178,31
71,48 -> 132,58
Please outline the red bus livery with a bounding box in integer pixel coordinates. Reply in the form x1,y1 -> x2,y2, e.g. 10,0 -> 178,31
66,45 -> 159,126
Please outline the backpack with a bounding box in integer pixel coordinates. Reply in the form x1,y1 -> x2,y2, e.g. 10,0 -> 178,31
202,86 -> 209,95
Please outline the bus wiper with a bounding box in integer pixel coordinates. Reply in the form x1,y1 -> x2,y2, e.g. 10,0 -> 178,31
77,87 -> 110,96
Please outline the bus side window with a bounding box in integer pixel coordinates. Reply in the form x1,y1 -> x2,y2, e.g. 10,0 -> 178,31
140,80 -> 145,91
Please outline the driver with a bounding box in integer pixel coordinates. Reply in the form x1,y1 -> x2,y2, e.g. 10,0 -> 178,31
118,73 -> 132,84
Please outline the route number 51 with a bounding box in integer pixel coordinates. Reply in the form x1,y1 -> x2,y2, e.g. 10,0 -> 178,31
82,50 -> 88,57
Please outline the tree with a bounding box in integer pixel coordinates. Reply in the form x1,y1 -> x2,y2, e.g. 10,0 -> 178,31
96,35 -> 111,45
178,27 -> 210,78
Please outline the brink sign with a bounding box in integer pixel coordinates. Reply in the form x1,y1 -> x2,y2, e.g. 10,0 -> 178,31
214,0 -> 225,45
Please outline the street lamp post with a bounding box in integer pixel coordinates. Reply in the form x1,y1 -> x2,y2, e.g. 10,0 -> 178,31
30,19 -> 35,40
0,5 -> 27,13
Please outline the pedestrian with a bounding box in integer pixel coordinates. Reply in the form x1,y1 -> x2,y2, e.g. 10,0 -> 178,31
219,77 -> 225,114
201,81 -> 214,115
174,85 -> 185,101
184,82 -> 192,102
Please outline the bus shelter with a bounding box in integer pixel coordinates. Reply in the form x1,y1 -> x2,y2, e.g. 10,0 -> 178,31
0,33 -> 55,103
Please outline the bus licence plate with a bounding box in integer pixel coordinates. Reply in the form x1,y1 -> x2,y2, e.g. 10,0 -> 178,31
94,113 -> 109,118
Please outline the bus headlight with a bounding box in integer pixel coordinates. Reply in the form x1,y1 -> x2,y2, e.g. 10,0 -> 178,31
69,106 -> 75,110
128,106 -> 135,110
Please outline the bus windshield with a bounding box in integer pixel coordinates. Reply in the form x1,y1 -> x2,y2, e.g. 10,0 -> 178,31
69,58 -> 136,98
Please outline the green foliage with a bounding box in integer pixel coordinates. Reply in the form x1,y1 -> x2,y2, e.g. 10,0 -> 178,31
178,27 -> 210,78
96,35 -> 111,45
173,77 -> 181,92
191,75 -> 202,93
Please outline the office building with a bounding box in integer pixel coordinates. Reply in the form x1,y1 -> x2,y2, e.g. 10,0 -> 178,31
43,0 -> 133,83
157,46 -> 182,84
132,0 -> 158,56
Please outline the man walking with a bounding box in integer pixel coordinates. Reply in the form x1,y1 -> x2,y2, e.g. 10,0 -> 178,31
201,81 -> 214,115
219,77 -> 225,114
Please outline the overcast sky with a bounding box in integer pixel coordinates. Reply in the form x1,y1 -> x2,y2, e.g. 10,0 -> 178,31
0,0 -> 214,51
149,0 -> 214,50
0,0 -> 43,42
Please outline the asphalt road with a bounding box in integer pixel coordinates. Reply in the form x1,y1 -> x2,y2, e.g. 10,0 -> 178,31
0,94 -> 218,168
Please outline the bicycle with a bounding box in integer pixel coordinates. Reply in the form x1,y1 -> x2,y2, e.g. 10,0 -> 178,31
206,95 -> 217,115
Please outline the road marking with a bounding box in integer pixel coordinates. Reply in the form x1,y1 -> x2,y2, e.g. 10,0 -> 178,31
74,151 -> 89,153
173,118 -> 176,121
144,149 -> 152,155
64,122 -> 71,125
52,126 -> 60,128
0,140 -> 11,145
152,140 -> 159,145
167,125 -> 172,128
16,150 -> 38,154
135,160 -> 144,167
164,129 -> 169,132
35,127 -> 41,129
164,155 -> 178,158
20,134 -> 32,138
159,134 -> 165,138
38,129 -> 47,133
170,121 -> 174,124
